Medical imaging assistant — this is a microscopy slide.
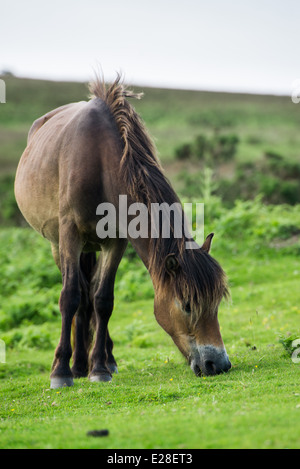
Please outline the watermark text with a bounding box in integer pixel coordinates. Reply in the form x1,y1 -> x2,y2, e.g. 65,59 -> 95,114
0,340 -> 5,363
96,196 -> 204,249
0,79 -> 6,103
292,339 -> 300,363
291,79 -> 300,104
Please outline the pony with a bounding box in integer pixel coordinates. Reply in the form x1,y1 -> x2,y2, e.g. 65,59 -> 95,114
14,75 -> 231,388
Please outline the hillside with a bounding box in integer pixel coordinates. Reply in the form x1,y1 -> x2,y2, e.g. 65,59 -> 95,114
0,75 -> 300,225
1,75 -> 299,168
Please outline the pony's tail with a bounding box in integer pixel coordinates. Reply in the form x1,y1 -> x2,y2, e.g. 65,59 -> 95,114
88,74 -> 163,204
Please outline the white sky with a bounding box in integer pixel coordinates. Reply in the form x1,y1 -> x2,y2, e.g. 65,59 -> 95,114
1,0 -> 299,94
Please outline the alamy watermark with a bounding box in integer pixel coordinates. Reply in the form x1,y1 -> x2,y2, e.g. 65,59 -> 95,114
291,339 -> 300,364
96,196 -> 204,249
0,79 -> 6,103
0,340 -> 5,363
291,79 -> 300,104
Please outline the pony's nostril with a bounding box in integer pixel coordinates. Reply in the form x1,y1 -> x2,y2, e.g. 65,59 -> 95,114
204,360 -> 217,375
204,358 -> 231,375
225,360 -> 232,372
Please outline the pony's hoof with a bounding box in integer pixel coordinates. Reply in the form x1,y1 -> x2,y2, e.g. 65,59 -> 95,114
89,373 -> 112,383
107,363 -> 118,374
50,376 -> 74,389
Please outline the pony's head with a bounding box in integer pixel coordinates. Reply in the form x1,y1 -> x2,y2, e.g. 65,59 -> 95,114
152,233 -> 231,376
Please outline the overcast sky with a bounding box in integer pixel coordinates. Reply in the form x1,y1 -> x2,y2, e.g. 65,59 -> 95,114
1,0 -> 299,94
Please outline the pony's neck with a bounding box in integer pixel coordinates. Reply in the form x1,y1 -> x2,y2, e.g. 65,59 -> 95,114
124,200 -> 195,277
129,236 -> 151,270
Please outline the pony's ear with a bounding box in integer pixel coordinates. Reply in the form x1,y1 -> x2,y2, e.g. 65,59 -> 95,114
165,253 -> 179,276
201,233 -> 214,253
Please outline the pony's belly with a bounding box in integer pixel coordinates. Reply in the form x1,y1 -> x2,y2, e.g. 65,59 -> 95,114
40,217 -> 59,244
15,154 -> 59,241
82,241 -> 102,252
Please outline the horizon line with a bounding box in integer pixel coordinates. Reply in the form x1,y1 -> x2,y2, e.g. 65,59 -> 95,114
0,71 -> 291,99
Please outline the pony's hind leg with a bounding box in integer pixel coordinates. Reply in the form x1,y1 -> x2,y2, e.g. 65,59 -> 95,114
71,252 -> 96,378
89,239 -> 127,382
106,329 -> 118,374
70,282 -> 91,378
50,222 -> 83,389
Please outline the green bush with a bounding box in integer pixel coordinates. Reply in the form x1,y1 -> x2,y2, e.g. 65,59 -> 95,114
175,132 -> 239,164
209,134 -> 239,162
194,135 -> 208,160
0,174 -> 24,225
175,143 -> 192,160
215,197 -> 300,253
214,155 -> 300,206
264,152 -> 300,180
2,324 -> 54,350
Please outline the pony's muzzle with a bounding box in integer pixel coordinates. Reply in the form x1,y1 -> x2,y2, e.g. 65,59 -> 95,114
190,345 -> 231,377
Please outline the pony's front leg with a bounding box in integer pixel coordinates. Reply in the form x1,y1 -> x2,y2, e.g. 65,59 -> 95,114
89,292 -> 114,382
89,240 -> 127,382
106,329 -> 118,374
50,223 -> 82,389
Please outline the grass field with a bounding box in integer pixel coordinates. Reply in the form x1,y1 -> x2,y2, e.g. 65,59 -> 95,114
0,76 -> 300,449
0,202 -> 300,449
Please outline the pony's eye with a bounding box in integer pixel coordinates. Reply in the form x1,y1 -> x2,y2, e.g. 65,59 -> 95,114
185,302 -> 191,314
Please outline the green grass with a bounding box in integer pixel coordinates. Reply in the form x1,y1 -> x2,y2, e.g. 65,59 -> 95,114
0,220 -> 300,449
0,352 -> 299,449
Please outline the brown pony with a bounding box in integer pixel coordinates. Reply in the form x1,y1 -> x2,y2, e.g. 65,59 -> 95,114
14,75 -> 231,388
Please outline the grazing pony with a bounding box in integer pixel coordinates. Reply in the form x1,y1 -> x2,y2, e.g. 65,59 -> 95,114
15,75 -> 231,388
